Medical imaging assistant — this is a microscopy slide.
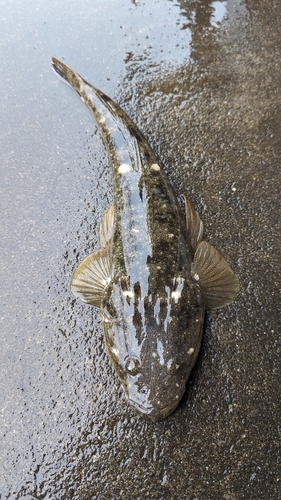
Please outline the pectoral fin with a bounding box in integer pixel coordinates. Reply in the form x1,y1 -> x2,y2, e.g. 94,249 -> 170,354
192,241 -> 239,309
71,245 -> 112,306
99,203 -> 114,247
182,195 -> 203,258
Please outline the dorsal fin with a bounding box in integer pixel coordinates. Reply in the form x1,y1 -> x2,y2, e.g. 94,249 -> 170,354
191,241 -> 239,309
99,203 -> 114,247
182,195 -> 203,258
71,245 -> 112,307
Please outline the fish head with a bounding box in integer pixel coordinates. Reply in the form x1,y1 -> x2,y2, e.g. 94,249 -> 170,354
102,274 -> 205,421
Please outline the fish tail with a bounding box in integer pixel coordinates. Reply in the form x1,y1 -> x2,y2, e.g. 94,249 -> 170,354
52,56 -> 85,93
52,56 -> 116,134
52,57 -> 126,128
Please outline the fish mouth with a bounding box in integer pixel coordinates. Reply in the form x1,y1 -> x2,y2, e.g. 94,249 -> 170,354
128,398 -> 180,422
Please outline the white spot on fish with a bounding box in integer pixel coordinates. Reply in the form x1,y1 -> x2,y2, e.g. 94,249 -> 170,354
150,163 -> 160,171
123,290 -> 134,298
193,273 -> 199,281
111,347 -> 119,357
172,278 -> 184,303
118,163 -> 132,174
168,233 -> 174,238
171,290 -> 182,301
187,347 -> 195,355
102,277 -> 111,286
99,116 -> 106,124
152,352 -> 157,359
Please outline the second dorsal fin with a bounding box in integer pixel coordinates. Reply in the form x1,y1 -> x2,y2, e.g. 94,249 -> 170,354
99,203 -> 114,247
182,195 -> 203,258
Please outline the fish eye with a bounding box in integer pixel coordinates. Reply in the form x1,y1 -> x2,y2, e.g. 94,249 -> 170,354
167,358 -> 181,374
125,357 -> 141,376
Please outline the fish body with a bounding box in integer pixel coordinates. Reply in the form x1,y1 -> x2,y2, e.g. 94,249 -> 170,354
52,57 -> 239,421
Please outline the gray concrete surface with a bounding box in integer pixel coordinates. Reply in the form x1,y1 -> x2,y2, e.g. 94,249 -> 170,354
1,0 -> 280,498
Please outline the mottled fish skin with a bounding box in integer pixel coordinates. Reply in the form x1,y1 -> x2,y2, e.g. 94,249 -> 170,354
52,57 -> 239,421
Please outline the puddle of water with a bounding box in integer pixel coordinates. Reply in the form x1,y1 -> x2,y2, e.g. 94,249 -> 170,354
1,0 -> 279,498
210,1 -> 228,27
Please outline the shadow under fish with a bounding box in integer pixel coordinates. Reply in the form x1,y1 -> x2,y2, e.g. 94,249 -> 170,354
52,57 -> 239,422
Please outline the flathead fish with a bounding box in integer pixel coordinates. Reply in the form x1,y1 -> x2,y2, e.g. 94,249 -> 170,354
52,57 -> 239,421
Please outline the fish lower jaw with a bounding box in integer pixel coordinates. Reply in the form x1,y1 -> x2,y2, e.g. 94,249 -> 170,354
128,398 -> 181,422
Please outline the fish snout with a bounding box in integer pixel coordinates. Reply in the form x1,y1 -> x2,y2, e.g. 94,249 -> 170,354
126,376 -> 185,421
129,396 -> 182,422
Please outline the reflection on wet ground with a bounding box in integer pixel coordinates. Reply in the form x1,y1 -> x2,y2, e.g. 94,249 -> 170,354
0,0 -> 280,498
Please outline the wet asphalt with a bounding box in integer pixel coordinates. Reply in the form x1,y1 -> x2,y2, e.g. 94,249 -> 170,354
1,0 -> 280,498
